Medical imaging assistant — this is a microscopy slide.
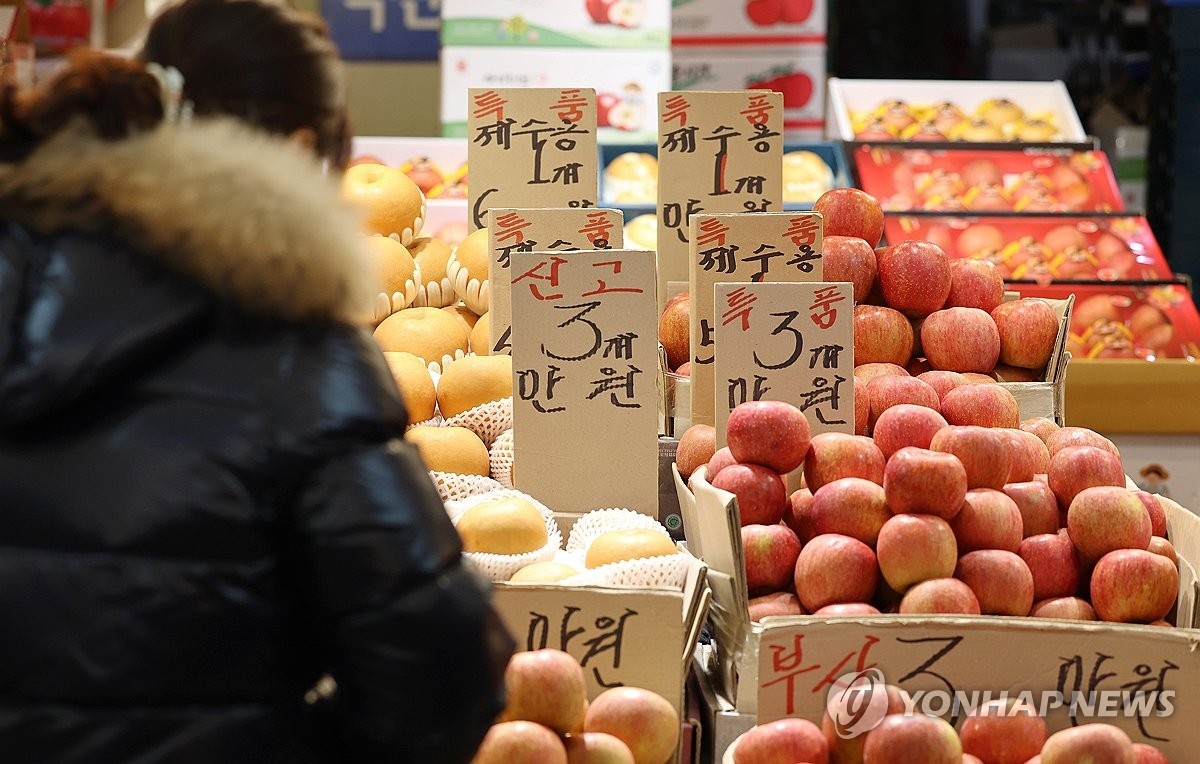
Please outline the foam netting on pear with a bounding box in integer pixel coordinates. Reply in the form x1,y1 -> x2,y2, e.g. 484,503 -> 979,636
446,257 -> 490,316
418,348 -> 466,376
445,396 -> 513,448
489,428 -> 514,488
413,275 -> 456,309
428,470 -> 505,504
558,507 -> 691,589
447,489 -> 561,583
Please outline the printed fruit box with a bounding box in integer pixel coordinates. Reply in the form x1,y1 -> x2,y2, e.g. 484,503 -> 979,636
884,215 -> 1173,283
852,145 -> 1125,214
670,0 -> 827,44
825,78 -> 1087,143
674,467 -> 1200,761
440,0 -> 671,49
351,136 -> 470,242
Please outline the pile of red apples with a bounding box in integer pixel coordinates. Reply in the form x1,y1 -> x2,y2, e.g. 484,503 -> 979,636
730,691 -> 1169,764
676,398 -> 1180,627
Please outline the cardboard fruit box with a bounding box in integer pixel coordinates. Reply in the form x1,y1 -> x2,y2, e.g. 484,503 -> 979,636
673,466 -> 1200,761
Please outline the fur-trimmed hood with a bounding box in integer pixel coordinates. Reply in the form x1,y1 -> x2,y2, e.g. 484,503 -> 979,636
0,118 -> 380,428
0,118 -> 378,324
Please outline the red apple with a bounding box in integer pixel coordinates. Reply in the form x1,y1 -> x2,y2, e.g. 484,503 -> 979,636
812,187 -> 885,247
1132,743 -> 1171,764
742,523 -> 802,595
853,376 -> 869,436
853,362 -> 909,384
1003,429 -> 1051,483
804,433 -> 886,490
1133,491 -> 1168,537
564,731 -> 635,764
917,370 -> 969,403
675,424 -> 716,480
706,446 -> 737,478
1040,723 -> 1134,764
813,602 -> 881,616
940,384 -> 1021,429
734,717 -> 829,764
961,372 -> 999,385
726,400 -> 812,474
990,298 -> 1060,371
1148,536 -> 1177,564
474,720 -> 568,764
929,425 -> 1011,490
1030,596 -> 1097,620
955,549 -> 1035,616
824,235 -> 878,303
822,681 -> 907,762
1067,485 -> 1152,562
1048,445 -> 1126,509
951,488 -> 1024,553
1004,480 -> 1060,537
1045,426 -> 1120,458
878,240 -> 953,317
877,513 -> 958,592
945,259 -> 1005,312
658,291 -> 690,372
1090,548 -> 1179,623
711,463 -> 788,526
748,591 -> 806,622
501,649 -> 588,733
1018,532 -> 1081,600
862,714 -> 962,764
811,477 -> 890,547
921,307 -> 1001,373
1021,416 -> 1061,444
853,305 -> 914,367
784,488 -> 817,542
867,374 -> 939,431
794,533 -> 879,612
883,446 -> 968,519
899,576 -> 981,614
873,403 -> 949,458
905,356 -> 933,376
992,364 -> 1041,382
583,687 -> 679,764
960,698 -> 1047,764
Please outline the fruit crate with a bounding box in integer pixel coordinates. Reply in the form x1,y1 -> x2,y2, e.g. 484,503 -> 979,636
674,466 -> 1200,761
825,77 -> 1088,143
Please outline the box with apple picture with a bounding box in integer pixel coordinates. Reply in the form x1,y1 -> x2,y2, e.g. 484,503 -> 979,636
440,0 -> 671,49
671,0 -> 827,44
672,458 -> 1200,761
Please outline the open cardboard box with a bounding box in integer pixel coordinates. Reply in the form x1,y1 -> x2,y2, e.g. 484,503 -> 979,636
997,294 -> 1074,426
825,78 -> 1087,143
674,465 -> 1200,760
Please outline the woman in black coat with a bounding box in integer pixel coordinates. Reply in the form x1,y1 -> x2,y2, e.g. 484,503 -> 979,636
0,23 -> 512,764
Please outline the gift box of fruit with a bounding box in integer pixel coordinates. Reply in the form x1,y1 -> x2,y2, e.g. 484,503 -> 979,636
852,146 -> 1124,214
884,215 -> 1173,283
826,78 -> 1088,143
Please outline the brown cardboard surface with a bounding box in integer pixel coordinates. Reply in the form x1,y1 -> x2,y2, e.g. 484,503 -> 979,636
491,553 -> 710,717
712,282 -> 854,477
465,88 -> 599,231
688,211 -> 824,427
0,0 -> 33,89
509,249 -> 659,515
683,466 -> 1200,746
996,294 -> 1074,425
486,207 -> 624,355
1065,360 -> 1200,434
656,91 -> 784,307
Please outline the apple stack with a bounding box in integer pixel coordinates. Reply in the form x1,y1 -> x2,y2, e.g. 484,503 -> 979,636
677,399 -> 1182,627
728,687 -> 1171,763
473,648 -> 681,764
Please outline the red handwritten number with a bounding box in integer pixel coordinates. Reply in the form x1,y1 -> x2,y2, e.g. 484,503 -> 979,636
810,285 -> 846,329
582,260 -> 643,297
512,255 -> 568,301
472,90 -> 507,122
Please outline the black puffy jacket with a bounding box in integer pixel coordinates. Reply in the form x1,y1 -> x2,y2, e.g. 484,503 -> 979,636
0,120 -> 513,763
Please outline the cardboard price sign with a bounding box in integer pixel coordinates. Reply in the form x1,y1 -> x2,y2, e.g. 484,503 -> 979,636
755,617 -> 1200,760
688,211 -> 824,427
487,207 -> 624,356
466,88 -> 599,231
656,90 -> 784,304
510,249 -> 659,516
712,282 -> 853,455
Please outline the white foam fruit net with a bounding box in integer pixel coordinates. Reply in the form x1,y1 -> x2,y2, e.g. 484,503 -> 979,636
423,348 -> 467,376
565,507 -> 673,556
413,276 -> 456,309
428,470 -> 504,504
489,428 -> 514,488
447,258 -> 491,316
445,396 -> 513,448
447,489 -> 562,582
557,507 -> 688,589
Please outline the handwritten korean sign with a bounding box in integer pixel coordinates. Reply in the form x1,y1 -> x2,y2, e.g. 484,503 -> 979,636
656,90 -> 784,305
755,618 -> 1200,761
509,249 -> 659,515
487,208 -> 624,356
467,88 -> 599,231
689,211 -> 824,428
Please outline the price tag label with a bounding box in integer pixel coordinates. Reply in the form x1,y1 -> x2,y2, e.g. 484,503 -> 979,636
467,88 -> 599,231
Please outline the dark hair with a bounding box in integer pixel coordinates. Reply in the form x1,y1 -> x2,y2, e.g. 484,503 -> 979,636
139,0 -> 352,169
0,50 -> 164,163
